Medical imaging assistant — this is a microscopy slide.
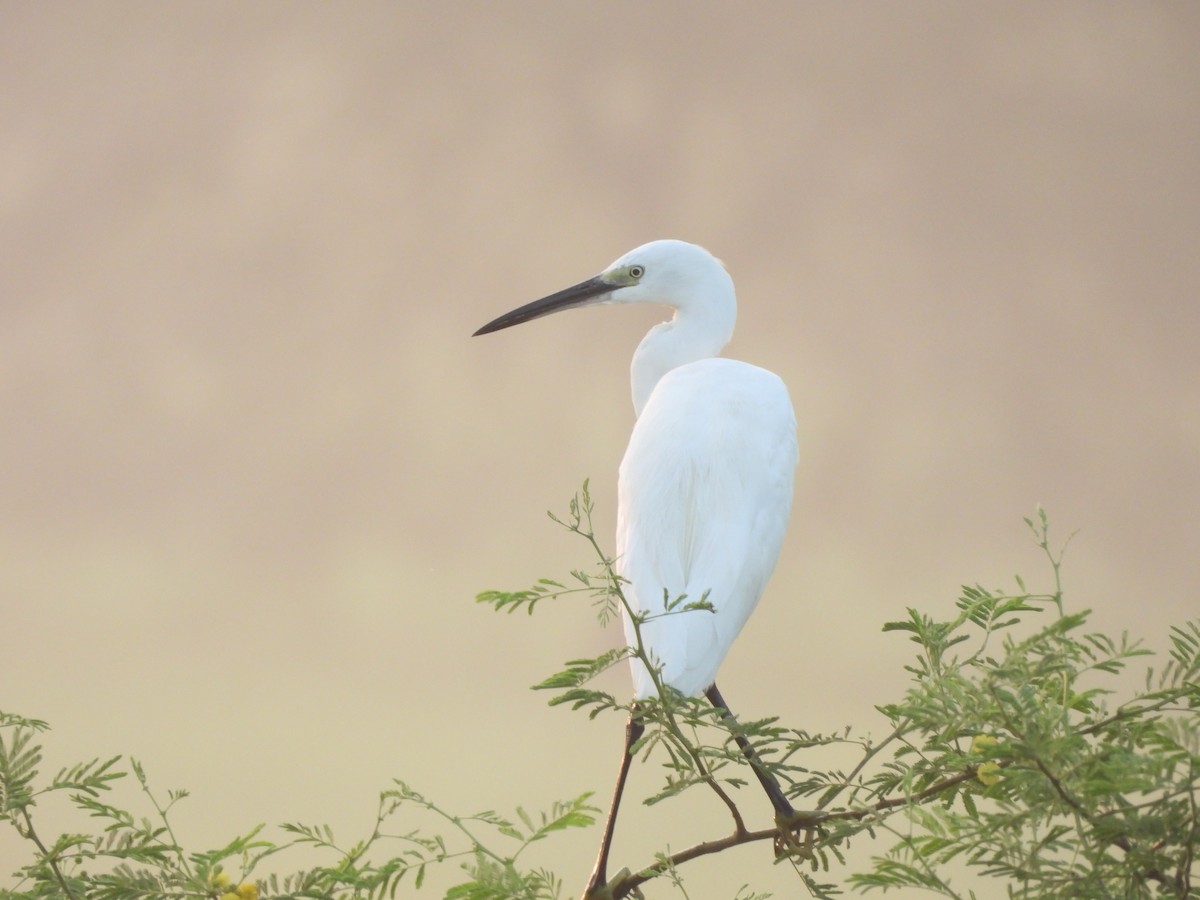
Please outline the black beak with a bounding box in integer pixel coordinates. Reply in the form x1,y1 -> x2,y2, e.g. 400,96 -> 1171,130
473,276 -> 614,336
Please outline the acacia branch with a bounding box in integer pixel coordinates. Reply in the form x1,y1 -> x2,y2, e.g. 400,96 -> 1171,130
19,809 -> 78,900
613,762 -> 991,897
615,748 -> 1180,896
999,712 -> 1173,888
582,505 -> 750,838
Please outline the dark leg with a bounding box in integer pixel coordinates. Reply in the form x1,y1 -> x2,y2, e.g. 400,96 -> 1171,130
704,683 -> 796,818
705,683 -> 825,858
582,713 -> 645,900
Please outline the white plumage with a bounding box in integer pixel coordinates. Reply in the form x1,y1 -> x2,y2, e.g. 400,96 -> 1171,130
618,356 -> 797,697
474,239 -> 802,896
476,240 -> 796,696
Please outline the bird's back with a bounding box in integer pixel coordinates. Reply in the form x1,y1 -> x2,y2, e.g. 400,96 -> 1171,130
615,356 -> 798,698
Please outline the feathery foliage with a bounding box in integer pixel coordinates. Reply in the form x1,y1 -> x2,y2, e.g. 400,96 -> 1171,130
4,494 -> 1198,898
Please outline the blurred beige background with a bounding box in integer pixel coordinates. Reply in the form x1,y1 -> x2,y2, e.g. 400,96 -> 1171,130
3,2 -> 1197,896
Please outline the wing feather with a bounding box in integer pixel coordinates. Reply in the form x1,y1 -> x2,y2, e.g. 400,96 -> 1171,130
615,357 -> 798,698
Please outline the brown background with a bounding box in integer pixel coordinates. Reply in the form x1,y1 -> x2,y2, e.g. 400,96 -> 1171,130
3,3 -> 1198,896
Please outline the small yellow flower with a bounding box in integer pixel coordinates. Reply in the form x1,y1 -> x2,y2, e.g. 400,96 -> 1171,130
236,884 -> 259,900
212,872 -> 232,889
219,893 -> 239,900
976,761 -> 1002,786
971,735 -> 999,754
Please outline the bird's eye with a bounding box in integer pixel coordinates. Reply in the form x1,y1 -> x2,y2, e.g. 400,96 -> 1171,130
628,265 -> 645,279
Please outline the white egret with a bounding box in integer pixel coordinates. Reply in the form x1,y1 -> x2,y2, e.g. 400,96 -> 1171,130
474,240 -> 803,898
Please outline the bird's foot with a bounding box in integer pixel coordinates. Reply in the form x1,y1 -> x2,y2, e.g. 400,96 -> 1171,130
772,807 -> 826,860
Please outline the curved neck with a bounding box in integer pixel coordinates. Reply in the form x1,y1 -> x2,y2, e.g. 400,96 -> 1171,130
630,299 -> 735,416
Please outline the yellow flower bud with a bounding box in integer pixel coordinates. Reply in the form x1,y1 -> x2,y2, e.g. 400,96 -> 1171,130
213,872 -> 232,888
971,735 -> 999,754
220,893 -> 239,900
976,761 -> 1002,786
236,884 -> 259,900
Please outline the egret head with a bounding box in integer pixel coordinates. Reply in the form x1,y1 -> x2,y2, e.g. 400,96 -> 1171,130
472,239 -> 734,337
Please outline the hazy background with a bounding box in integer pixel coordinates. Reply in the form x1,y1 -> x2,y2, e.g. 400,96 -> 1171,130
3,3 -> 1197,896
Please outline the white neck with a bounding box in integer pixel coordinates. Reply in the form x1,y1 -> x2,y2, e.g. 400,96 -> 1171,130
630,298 -> 735,416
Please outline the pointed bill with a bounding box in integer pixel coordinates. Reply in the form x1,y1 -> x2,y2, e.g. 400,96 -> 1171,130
473,275 -> 614,336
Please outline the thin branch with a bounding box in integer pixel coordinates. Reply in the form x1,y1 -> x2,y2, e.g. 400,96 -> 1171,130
19,808 -> 78,900
615,762 -> 993,896
998,704 -> 1174,887
1178,760 -> 1197,894
576,502 -> 750,836
1076,694 -> 1183,737
816,719 -> 910,811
